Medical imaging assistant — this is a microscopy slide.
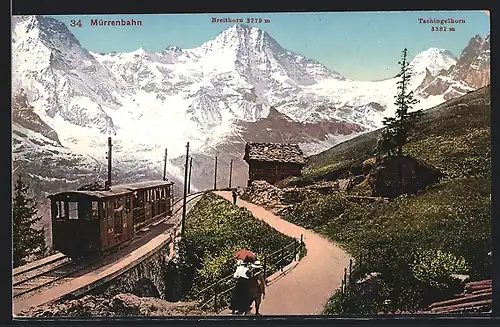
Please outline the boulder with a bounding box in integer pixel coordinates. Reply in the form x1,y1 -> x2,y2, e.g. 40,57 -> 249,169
338,178 -> 351,192
351,175 -> 365,186
367,156 -> 444,198
362,157 -> 377,175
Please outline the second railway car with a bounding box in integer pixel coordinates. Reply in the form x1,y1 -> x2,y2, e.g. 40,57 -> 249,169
48,180 -> 174,260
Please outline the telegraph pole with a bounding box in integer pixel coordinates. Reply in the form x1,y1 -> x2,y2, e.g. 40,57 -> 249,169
188,157 -> 193,194
105,137 -> 113,189
181,142 -> 189,237
163,148 -> 168,181
229,159 -> 233,189
213,156 -> 218,190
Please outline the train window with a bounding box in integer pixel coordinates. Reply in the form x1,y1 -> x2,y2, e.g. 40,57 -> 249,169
59,201 -> 66,219
114,209 -> 123,234
68,202 -> 78,220
101,202 -> 106,220
51,201 -> 58,219
91,201 -> 99,219
156,189 -> 160,201
125,196 -> 131,213
79,201 -> 91,220
55,201 -> 64,220
107,200 -> 114,218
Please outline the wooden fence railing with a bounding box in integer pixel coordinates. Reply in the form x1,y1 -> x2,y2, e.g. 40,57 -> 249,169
193,234 -> 306,313
339,252 -> 368,312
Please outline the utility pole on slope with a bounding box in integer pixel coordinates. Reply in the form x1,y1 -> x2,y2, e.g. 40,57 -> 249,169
181,142 -> 189,237
214,156 -> 218,190
163,148 -> 168,181
105,137 -> 113,189
188,157 -> 193,194
229,159 -> 233,189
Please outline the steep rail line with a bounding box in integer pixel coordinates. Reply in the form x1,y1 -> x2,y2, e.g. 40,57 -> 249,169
13,258 -> 100,299
13,191 -> 209,303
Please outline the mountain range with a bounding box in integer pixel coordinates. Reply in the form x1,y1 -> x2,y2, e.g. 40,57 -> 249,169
11,15 -> 490,238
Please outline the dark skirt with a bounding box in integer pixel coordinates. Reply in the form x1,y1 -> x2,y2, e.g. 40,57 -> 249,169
229,277 -> 252,312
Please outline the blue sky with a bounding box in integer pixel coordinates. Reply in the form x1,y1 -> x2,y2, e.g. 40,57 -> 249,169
47,11 -> 490,81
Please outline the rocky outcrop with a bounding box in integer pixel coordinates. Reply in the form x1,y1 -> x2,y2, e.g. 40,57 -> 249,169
13,88 -> 61,144
17,294 -> 210,317
367,156 -> 444,199
242,180 -> 320,207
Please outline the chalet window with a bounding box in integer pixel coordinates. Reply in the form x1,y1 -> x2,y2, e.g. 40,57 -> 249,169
68,202 -> 78,220
125,196 -> 131,213
91,201 -> 99,219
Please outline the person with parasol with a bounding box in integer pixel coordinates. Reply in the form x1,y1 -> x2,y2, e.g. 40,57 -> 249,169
229,249 -> 257,314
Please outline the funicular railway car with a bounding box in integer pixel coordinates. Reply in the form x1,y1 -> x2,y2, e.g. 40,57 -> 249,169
49,180 -> 174,260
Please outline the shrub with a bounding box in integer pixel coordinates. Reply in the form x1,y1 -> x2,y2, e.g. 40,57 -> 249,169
282,177 -> 491,312
411,249 -> 469,288
180,193 -> 299,305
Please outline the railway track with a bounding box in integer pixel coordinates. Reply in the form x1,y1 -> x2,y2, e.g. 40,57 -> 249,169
13,258 -> 98,299
13,255 -> 71,286
13,191 -> 208,302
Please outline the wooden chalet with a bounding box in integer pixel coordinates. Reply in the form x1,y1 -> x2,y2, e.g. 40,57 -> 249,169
243,142 -> 306,186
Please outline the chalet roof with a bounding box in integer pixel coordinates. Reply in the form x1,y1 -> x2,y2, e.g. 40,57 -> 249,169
426,279 -> 492,314
48,180 -> 174,199
244,142 -> 306,164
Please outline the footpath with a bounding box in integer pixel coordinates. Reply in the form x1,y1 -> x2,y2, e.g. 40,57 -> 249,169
215,191 -> 351,315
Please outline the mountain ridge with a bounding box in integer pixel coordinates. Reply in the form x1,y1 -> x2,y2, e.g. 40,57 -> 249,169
11,15 -> 490,229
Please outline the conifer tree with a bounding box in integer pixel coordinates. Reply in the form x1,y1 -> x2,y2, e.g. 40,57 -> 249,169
377,48 -> 422,159
13,175 -> 46,268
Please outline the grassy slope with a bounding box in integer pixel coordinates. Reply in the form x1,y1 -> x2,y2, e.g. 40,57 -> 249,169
304,86 -> 491,180
181,192 -> 298,306
282,86 -> 491,313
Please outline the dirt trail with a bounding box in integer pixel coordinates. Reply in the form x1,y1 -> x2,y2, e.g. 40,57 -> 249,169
215,191 -> 351,315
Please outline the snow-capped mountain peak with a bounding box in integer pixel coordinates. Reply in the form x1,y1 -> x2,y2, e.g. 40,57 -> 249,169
12,16 -> 490,217
410,48 -> 457,75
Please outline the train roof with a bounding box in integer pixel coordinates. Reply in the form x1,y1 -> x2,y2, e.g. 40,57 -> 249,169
48,180 -> 174,199
119,180 -> 174,190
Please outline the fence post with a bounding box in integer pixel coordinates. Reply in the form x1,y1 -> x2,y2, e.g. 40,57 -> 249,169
263,256 -> 267,279
213,280 -> 219,313
343,267 -> 347,297
340,279 -> 344,301
300,234 -> 304,259
349,259 -> 353,294
280,247 -> 284,272
293,240 -> 297,261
